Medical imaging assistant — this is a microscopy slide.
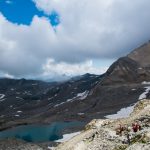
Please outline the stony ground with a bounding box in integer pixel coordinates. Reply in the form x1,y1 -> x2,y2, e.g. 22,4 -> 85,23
0,138 -> 44,150
54,99 -> 150,150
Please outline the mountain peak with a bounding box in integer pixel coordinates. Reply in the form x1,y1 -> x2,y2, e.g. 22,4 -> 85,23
100,42 -> 150,85
128,41 -> 150,67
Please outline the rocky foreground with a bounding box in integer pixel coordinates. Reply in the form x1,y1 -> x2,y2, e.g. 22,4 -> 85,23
54,99 -> 150,150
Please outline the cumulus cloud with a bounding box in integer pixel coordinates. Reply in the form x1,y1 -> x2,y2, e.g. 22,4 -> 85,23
0,14 -> 52,76
43,59 -> 107,77
1,0 -> 150,78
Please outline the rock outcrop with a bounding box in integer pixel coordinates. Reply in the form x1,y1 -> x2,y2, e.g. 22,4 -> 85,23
54,99 -> 150,150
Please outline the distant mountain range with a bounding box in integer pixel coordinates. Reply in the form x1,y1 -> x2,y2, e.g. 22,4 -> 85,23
0,41 -> 150,131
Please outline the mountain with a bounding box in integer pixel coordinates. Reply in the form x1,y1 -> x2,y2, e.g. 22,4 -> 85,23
101,41 -> 150,85
82,41 -> 150,119
0,41 -> 150,137
0,74 -> 102,130
128,41 -> 150,67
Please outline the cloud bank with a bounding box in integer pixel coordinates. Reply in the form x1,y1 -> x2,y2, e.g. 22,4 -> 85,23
1,0 -> 150,78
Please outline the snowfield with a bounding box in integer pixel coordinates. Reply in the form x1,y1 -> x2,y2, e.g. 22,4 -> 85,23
77,91 -> 89,100
142,81 -> 150,85
0,94 -> 5,102
105,104 -> 135,119
54,102 -> 65,107
17,111 -> 23,113
139,86 -> 150,100
106,83 -> 150,119
55,91 -> 89,107
55,132 -> 81,143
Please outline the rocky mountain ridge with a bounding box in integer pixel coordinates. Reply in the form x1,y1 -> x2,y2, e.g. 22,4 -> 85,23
101,41 -> 150,85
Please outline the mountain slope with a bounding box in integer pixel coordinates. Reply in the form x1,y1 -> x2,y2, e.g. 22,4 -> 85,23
43,41 -> 150,125
128,41 -> 150,67
101,42 -> 150,85
0,74 -> 102,130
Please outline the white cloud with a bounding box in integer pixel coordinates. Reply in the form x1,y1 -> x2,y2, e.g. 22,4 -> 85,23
0,14 -> 55,76
43,59 -> 108,77
1,0 -> 150,78
33,0 -> 150,59
4,73 -> 14,79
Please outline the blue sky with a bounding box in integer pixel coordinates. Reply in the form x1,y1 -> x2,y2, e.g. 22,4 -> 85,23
0,0 -> 59,26
0,0 -> 150,79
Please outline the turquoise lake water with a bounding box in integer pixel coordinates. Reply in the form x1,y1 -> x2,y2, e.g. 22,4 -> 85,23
0,122 -> 84,142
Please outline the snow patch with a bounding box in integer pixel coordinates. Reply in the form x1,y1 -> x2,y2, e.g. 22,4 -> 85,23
17,111 -> 22,113
132,89 -> 136,91
55,132 -> 81,143
142,81 -> 150,85
48,146 -> 54,150
77,91 -> 89,100
0,94 -> 5,99
48,97 -> 54,100
80,91 -> 89,100
67,98 -> 74,102
105,85 -> 150,119
16,97 -> 24,100
139,86 -> 150,100
54,91 -> 89,107
54,102 -> 65,107
105,104 -> 135,119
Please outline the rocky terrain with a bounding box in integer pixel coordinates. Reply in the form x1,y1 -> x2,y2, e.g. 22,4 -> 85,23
54,99 -> 150,150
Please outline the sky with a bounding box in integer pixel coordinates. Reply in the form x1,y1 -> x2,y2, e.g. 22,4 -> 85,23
0,0 -> 150,80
